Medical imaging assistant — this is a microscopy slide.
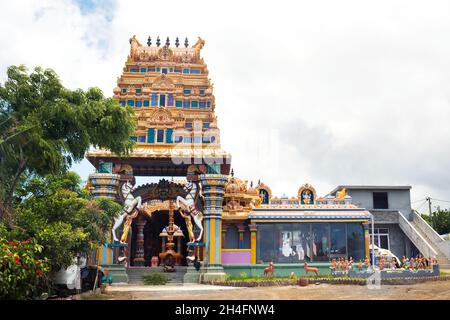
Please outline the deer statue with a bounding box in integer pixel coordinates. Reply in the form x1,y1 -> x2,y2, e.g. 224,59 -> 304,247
304,261 -> 319,276
264,261 -> 274,277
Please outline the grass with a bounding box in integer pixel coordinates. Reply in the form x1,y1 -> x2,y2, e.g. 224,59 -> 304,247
80,293 -> 114,300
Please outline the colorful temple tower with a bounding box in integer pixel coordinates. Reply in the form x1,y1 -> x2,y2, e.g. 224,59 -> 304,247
86,35 -> 231,281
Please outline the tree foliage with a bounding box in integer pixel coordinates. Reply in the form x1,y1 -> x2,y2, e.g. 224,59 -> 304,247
0,65 -> 135,225
421,208 -> 450,235
10,172 -> 122,272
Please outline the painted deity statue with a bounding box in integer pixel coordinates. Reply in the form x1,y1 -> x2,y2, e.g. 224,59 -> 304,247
176,181 -> 204,242
302,190 -> 312,204
111,181 -> 143,242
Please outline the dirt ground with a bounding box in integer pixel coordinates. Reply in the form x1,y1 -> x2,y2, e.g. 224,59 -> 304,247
105,281 -> 450,300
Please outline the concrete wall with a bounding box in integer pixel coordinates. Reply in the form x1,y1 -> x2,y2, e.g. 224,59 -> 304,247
374,223 -> 413,258
347,189 -> 412,218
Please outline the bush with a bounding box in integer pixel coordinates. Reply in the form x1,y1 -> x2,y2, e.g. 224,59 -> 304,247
142,272 -> 169,285
0,237 -> 49,299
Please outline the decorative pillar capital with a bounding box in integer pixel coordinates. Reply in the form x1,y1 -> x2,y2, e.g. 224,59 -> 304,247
237,225 -> 246,233
249,224 -> 258,233
88,173 -> 120,199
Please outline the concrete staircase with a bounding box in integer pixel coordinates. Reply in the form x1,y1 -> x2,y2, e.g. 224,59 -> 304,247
398,211 -> 450,268
126,266 -> 188,284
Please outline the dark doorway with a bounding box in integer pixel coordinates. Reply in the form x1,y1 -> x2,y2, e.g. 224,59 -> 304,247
129,210 -> 189,266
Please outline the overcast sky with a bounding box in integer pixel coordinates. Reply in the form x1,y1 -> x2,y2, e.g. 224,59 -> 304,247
1,0 -> 449,212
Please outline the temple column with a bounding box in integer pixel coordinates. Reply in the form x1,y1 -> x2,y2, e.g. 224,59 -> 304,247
362,221 -> 370,260
249,224 -> 258,264
88,172 -> 128,283
199,174 -> 228,281
132,216 -> 146,266
237,225 -> 246,249
221,224 -> 229,249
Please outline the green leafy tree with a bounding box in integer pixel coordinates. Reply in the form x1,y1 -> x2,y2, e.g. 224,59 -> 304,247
421,208 -> 450,235
0,65 -> 135,226
11,172 -> 122,272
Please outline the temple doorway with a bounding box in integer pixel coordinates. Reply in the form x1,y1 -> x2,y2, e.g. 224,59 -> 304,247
129,210 -> 189,266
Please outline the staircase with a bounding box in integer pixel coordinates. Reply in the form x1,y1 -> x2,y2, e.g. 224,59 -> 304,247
398,211 -> 450,268
126,266 -> 188,284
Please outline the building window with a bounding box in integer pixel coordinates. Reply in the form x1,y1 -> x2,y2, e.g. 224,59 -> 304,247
140,68 -> 146,73
120,100 -> 125,106
185,122 -> 193,129
183,89 -> 191,95
159,94 -> 166,107
206,101 -> 211,108
130,68 -> 138,72
202,122 -> 210,129
312,223 -> 329,262
168,94 -> 174,107
202,136 -> 210,144
184,136 -> 192,143
143,100 -> 150,107
162,68 -> 168,74
194,136 -> 202,144
191,101 -> 198,108
199,101 -> 206,108
138,136 -> 146,143
166,128 -> 173,143
148,67 -> 155,72
373,192 -> 388,209
122,88 -> 127,94
135,100 -> 142,108
190,69 -> 201,74
183,101 -> 190,108
371,228 -> 390,250
183,68 -> 190,74
210,136 -> 216,143
130,136 -> 137,142
136,88 -> 142,94
151,93 -> 158,107
199,89 -> 205,96
156,67 -> 161,72
330,223 -> 347,258
175,100 -> 182,108
147,128 -> 155,143
127,100 -> 134,107
156,129 -> 164,143
347,223 -> 365,261
175,136 -> 183,143
169,68 -> 173,72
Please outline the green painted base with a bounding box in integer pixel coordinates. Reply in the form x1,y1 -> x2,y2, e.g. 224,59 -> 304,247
102,264 -> 128,284
223,263 -> 332,278
183,266 -> 200,283
201,266 -> 227,282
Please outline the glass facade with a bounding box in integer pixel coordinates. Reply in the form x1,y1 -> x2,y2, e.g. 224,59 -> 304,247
256,222 -> 365,263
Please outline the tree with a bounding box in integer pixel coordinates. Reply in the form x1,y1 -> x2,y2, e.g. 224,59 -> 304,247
11,172 -> 122,272
0,65 -> 135,226
421,208 -> 450,235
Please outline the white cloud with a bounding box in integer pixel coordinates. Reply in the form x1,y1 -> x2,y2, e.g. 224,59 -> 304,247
1,0 -> 449,210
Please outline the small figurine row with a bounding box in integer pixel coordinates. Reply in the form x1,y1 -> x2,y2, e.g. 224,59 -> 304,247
330,257 -> 360,273
378,255 -> 438,271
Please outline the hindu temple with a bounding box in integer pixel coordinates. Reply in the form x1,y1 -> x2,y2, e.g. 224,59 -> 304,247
85,35 -> 450,282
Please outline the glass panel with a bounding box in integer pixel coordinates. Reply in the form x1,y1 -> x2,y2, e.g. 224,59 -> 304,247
184,136 -> 192,143
190,69 -> 201,74
135,100 -> 142,108
199,89 -> 205,96
136,88 -> 141,94
202,136 -> 210,144
122,88 -> 127,93
183,68 -> 190,74
183,89 -> 191,95
130,68 -> 138,72
143,100 -> 150,107
206,101 -> 211,108
147,128 -> 155,143
130,136 -> 137,142
203,122 -> 210,129
138,136 -> 146,143
199,101 -> 206,108
185,122 -> 193,129
159,94 -> 166,107
378,228 -> 389,234
330,223 -> 346,257
312,223 -> 329,261
257,224 -> 275,263
120,100 -> 125,106
292,223 -> 311,262
127,100 -> 134,107
162,68 -> 168,74
347,223 -> 365,261
175,136 -> 183,143
140,68 -> 146,73
168,94 -> 174,106
379,235 -> 389,250
194,136 -> 202,144
191,101 -> 198,108
175,100 -> 182,108
166,128 -> 173,143
183,101 -> 190,108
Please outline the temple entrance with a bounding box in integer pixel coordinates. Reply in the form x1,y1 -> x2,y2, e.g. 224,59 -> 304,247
129,209 -> 189,267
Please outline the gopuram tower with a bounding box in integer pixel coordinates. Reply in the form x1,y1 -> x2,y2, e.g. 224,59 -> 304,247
86,35 -> 231,281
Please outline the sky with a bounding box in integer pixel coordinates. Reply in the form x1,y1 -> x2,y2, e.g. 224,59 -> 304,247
1,0 -> 449,212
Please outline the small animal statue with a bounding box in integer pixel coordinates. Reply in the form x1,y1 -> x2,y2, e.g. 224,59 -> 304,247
304,262 -> 319,276
264,261 -> 274,277
112,181 -> 142,242
358,260 -> 363,272
290,272 -> 296,279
